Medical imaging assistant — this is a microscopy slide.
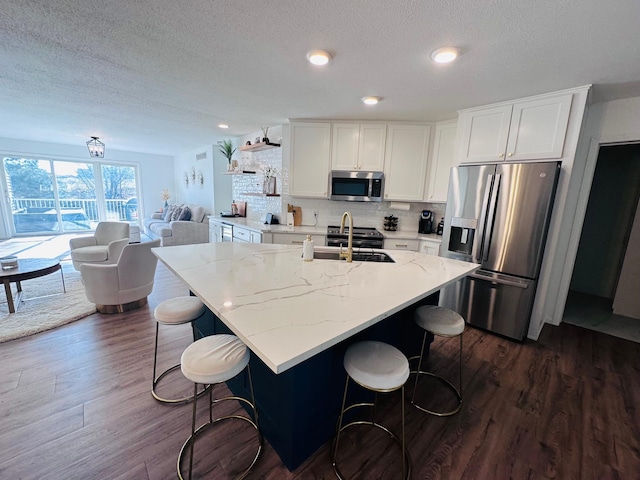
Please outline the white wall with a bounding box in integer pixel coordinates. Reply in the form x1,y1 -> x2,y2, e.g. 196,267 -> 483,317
173,144 -> 234,216
0,137 -> 174,238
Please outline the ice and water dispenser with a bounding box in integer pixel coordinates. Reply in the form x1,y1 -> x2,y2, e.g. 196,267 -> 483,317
447,217 -> 477,255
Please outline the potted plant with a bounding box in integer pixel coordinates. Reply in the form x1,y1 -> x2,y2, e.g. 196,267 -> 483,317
218,139 -> 237,170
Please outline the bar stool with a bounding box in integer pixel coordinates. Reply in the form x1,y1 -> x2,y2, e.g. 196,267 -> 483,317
332,340 -> 411,480
411,305 -> 464,416
152,296 -> 206,403
178,334 -> 262,480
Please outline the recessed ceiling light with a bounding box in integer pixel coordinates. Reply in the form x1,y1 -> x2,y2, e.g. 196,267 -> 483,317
362,96 -> 381,105
218,124 -> 230,129
431,47 -> 460,64
307,50 -> 332,66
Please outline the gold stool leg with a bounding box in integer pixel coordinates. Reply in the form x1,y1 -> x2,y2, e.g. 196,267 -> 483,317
410,331 -> 463,417
152,321 -> 208,404
401,385 -> 406,480
332,376 -> 410,480
411,331 -> 428,405
177,368 -> 262,480
332,375 -> 350,473
188,382 -> 199,480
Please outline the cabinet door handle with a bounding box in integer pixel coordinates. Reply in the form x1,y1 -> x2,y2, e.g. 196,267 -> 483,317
395,244 -> 408,248
291,241 -> 303,245
498,153 -> 504,157
508,152 -> 513,157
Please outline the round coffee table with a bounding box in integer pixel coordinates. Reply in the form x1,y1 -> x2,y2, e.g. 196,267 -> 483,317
1,258 -> 65,314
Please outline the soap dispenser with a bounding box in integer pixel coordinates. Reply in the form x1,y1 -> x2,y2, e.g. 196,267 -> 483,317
303,235 -> 314,261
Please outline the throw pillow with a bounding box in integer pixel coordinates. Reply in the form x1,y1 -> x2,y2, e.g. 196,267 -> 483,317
163,205 -> 176,222
170,204 -> 184,221
177,206 -> 191,221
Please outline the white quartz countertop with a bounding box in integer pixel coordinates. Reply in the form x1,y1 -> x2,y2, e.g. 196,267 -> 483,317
154,243 -> 477,374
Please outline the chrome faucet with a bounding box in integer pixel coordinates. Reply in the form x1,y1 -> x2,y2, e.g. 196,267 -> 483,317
339,211 -> 353,263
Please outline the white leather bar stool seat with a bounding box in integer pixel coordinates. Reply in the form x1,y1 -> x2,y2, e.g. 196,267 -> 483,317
152,296 -> 206,404
178,334 -> 262,480
155,296 -> 206,325
333,341 -> 411,480
181,334 -> 250,384
344,341 -> 410,391
411,305 -> 465,417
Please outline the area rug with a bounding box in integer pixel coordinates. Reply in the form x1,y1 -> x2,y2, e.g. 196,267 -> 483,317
0,265 -> 96,343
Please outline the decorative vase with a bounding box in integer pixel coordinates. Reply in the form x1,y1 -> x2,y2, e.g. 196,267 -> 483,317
164,200 -> 168,209
262,137 -> 269,144
263,177 -> 276,195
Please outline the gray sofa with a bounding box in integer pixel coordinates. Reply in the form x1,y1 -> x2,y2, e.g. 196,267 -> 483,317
143,204 -> 209,246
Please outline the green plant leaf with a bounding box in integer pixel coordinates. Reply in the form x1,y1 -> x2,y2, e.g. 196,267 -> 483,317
218,139 -> 237,161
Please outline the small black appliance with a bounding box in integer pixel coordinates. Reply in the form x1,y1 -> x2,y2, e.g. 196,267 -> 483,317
419,210 -> 433,234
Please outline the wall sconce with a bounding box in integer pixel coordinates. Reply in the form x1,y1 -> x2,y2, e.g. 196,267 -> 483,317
86,137 -> 105,157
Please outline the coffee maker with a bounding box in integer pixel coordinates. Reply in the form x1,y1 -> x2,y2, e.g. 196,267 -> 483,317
419,210 -> 434,234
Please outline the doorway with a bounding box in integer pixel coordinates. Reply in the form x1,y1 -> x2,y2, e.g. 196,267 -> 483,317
563,143 -> 640,342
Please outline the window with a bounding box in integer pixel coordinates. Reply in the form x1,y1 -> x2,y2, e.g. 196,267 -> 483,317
2,157 -> 141,235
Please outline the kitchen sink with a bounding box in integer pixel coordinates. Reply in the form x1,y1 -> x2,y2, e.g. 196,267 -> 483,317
313,250 -> 395,263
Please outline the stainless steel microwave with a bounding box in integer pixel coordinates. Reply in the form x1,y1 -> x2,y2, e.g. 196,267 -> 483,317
329,171 -> 384,202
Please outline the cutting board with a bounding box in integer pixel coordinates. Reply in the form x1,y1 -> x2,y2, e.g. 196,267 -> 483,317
236,201 -> 247,217
287,204 -> 302,226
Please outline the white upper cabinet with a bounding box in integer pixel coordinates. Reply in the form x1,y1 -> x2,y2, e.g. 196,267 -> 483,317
426,121 -> 457,202
458,93 -> 573,163
289,122 -> 331,198
331,123 -> 386,171
383,124 -> 431,201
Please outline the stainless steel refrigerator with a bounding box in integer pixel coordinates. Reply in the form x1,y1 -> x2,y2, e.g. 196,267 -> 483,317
439,161 -> 560,341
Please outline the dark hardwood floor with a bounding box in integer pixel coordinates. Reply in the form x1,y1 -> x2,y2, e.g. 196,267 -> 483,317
1,261 -> 638,479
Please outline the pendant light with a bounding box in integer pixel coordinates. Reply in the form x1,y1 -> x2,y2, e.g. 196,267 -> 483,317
86,137 -> 105,158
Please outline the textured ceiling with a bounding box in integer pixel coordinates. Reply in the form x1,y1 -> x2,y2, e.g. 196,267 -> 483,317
1,0 -> 640,156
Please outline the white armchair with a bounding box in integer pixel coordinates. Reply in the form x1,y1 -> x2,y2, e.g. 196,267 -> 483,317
70,222 -> 130,271
80,239 -> 162,313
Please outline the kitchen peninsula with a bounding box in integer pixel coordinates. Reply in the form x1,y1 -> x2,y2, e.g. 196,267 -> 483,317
153,242 -> 477,469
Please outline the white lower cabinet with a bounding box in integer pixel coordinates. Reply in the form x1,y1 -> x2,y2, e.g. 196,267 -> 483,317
419,239 -> 441,256
233,226 -> 262,243
209,220 -> 224,243
271,233 -> 326,245
383,238 -> 419,251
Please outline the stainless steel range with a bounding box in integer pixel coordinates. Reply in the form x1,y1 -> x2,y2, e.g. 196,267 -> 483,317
326,226 -> 384,249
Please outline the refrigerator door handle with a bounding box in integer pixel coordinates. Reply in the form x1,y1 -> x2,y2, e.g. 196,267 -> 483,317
469,272 -> 529,289
481,173 -> 501,262
475,174 -> 494,262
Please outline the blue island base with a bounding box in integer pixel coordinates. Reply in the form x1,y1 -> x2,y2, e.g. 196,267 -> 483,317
196,294 -> 437,471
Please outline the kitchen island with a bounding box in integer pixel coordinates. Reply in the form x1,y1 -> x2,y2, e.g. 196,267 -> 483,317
154,242 -> 477,469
